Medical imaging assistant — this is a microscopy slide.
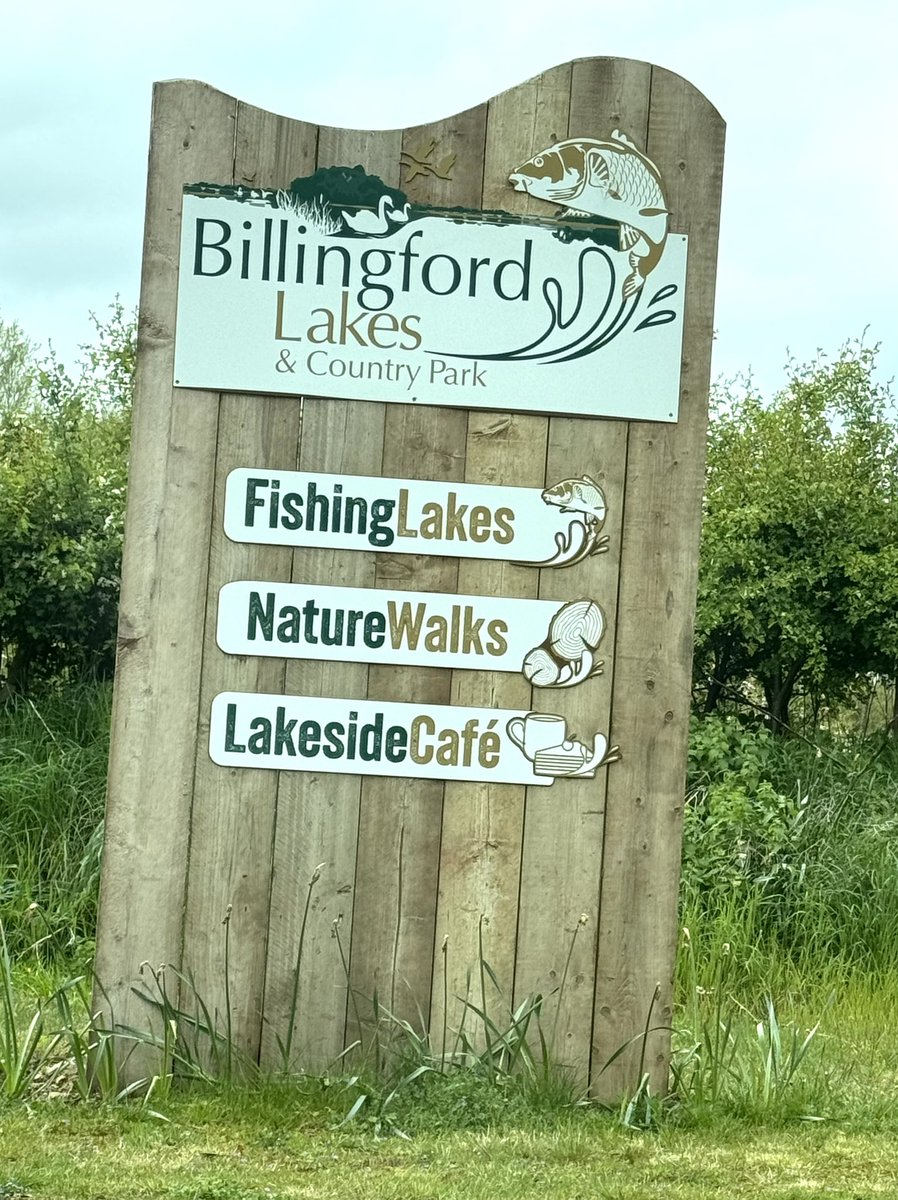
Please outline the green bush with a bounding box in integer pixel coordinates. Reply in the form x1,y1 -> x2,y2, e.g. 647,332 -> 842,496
695,343 -> 898,732
683,715 -> 803,904
0,306 -> 133,693
683,714 -> 898,983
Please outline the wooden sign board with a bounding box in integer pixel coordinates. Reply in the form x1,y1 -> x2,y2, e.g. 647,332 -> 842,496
95,61 -> 724,1099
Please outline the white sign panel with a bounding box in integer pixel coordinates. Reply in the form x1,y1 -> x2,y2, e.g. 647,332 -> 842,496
210,692 -> 620,786
217,581 -> 608,688
224,468 -> 610,569
174,157 -> 687,421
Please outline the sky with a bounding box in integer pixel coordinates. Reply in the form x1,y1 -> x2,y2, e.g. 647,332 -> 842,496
1,0 -> 895,398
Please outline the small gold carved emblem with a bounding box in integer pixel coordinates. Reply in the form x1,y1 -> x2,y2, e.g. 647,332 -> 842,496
401,138 -> 457,183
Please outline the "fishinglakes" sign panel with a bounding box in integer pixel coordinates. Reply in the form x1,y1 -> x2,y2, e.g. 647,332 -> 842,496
211,692 -> 620,785
174,147 -> 688,422
224,468 -> 611,569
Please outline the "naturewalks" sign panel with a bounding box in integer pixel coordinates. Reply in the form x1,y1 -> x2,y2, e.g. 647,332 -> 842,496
217,581 -> 607,688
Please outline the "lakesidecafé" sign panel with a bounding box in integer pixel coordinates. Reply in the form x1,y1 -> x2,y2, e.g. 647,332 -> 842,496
211,692 -> 620,785
173,140 -> 688,422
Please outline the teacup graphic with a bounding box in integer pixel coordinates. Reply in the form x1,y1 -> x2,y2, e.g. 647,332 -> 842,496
506,712 -> 622,780
506,713 -> 568,759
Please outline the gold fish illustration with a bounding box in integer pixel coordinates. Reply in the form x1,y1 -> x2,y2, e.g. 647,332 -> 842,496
509,131 -> 668,298
541,475 -> 607,526
516,475 -> 610,569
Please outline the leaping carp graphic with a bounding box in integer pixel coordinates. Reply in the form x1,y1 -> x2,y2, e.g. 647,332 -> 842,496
515,475 -> 611,569
509,131 -> 669,299
437,130 -> 677,367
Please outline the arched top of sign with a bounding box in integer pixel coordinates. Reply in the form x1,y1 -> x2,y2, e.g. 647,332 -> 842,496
173,114 -> 688,421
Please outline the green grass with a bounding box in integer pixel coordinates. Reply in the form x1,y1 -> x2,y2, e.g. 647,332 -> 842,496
673,945 -> 898,1129
682,714 -> 898,990
4,684 -> 898,1193
3,1091 -> 898,1199
0,684 -> 109,963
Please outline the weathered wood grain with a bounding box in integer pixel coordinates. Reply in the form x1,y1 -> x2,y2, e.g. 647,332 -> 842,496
93,81 -> 237,1079
481,64 -> 572,210
512,418 -> 627,1080
427,68 -> 572,1053
591,64 -> 725,1100
511,55 -> 651,1083
429,408 -> 547,1051
259,128 -> 400,1069
348,104 -> 487,1045
178,100 -> 316,1067
259,393 -> 387,1070
179,399 -> 300,1060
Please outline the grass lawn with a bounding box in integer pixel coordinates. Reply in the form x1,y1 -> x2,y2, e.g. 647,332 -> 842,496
3,1091 -> 898,1200
6,688 -> 898,1198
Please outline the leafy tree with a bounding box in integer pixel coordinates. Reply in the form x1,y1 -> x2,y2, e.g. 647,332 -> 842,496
0,303 -> 134,693
694,343 -> 898,732
0,316 -> 35,414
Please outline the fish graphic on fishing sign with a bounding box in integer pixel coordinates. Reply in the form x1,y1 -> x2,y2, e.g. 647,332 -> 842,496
506,712 -> 620,779
522,599 -> 606,689
517,475 -> 610,569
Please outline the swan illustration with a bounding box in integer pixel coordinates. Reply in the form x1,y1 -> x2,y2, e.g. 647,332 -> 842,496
341,195 -> 409,235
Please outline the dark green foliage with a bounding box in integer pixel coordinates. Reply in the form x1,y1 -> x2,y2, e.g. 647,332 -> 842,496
0,305 -> 133,693
683,716 -> 801,907
288,164 -> 407,211
694,343 -> 898,731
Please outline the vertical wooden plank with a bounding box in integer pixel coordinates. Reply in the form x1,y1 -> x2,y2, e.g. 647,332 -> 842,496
429,67 -> 571,1054
260,128 -> 400,1069
512,57 -> 652,1083
180,104 -> 317,1063
93,81 -> 237,1079
511,425 -> 626,1079
348,104 -> 487,1042
178,395 -> 300,1061
592,65 -> 725,1099
430,413 -> 546,1049
568,57 -> 653,144
481,65 -> 572,208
